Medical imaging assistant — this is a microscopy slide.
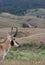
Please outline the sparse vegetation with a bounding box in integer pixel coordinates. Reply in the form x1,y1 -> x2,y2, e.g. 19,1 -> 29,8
3,42 -> 45,61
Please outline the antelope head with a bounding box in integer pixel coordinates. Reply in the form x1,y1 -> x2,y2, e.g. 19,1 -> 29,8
7,27 -> 19,47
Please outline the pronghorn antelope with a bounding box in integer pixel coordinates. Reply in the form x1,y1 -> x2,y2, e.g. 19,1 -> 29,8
0,27 -> 19,60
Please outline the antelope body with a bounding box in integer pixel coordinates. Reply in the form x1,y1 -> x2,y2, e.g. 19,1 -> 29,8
0,27 -> 19,60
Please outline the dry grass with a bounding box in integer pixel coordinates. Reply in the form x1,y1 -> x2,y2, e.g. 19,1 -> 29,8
16,33 -> 45,45
0,28 -> 45,36
0,60 -> 45,65
0,28 -> 45,44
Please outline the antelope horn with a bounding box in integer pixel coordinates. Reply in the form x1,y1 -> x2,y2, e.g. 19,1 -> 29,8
13,27 -> 18,37
11,27 -> 13,34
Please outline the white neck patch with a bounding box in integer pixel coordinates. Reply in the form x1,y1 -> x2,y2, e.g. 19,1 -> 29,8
13,40 -> 19,47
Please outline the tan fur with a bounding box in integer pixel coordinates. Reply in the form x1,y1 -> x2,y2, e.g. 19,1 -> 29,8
0,38 -> 11,60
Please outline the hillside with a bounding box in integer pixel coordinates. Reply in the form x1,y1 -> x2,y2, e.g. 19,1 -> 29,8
25,8 -> 45,18
0,0 -> 45,15
0,13 -> 45,28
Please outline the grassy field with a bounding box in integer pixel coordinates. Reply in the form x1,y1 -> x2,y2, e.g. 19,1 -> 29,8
5,44 -> 45,60
0,43 -> 45,65
0,28 -> 45,60
0,13 -> 45,65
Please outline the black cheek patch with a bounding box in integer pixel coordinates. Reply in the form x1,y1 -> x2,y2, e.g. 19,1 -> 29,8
11,40 -> 14,46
